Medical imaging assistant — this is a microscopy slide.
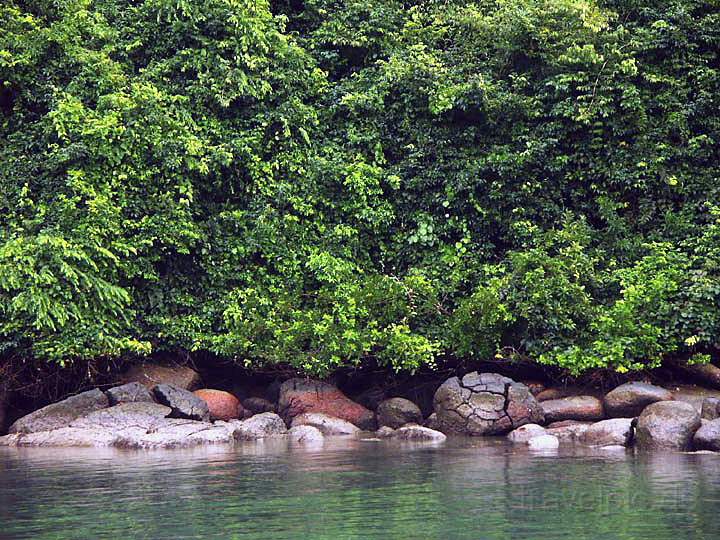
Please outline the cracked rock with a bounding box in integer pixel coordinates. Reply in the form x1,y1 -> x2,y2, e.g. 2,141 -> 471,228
433,372 -> 544,436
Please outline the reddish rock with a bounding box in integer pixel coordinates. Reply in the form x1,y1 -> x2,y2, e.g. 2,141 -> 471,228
122,363 -> 201,391
522,381 -> 546,396
541,396 -> 605,422
193,389 -> 243,421
278,379 -> 376,430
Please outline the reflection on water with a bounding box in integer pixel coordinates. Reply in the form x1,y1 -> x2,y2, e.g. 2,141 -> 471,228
1,438 -> 720,539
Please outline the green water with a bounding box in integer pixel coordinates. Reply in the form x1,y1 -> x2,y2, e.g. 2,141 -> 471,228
1,438 -> 719,539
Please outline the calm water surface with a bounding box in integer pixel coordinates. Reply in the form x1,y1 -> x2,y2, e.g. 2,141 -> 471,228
1,437 -> 719,539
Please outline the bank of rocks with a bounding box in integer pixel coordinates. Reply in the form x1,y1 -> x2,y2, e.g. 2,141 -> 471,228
4,365 -> 720,452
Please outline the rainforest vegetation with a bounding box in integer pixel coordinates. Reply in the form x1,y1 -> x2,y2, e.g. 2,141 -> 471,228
1,0 -> 719,385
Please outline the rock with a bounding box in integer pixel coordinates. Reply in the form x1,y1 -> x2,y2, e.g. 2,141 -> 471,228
701,398 -> 720,420
671,360 -> 720,390
193,389 -> 242,421
242,397 -> 276,415
541,396 -> 605,423
105,382 -> 155,406
376,426 -> 396,438
636,401 -> 702,450
388,425 -> 447,442
278,378 -> 375,430
603,382 -> 673,417
232,412 -> 288,440
521,381 -> 546,396
578,418 -> 634,447
288,425 -> 324,444
5,427 -> 118,448
354,386 -> 386,411
692,419 -> 720,451
153,384 -> 210,422
433,372 -> 544,436
424,413 -> 441,431
527,435 -> 560,450
671,385 -> 720,413
547,423 -> 591,442
376,398 -> 422,429
290,412 -> 360,436
9,389 -> 109,434
70,402 -> 171,431
536,388 -> 567,402
547,420 -> 591,428
507,424 -> 547,444
116,419 -> 232,449
121,363 -> 201,390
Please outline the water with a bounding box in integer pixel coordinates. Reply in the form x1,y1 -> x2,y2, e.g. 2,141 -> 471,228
1,438 -> 719,539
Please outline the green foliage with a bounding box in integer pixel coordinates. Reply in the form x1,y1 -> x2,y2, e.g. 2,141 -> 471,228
1,0 -> 720,377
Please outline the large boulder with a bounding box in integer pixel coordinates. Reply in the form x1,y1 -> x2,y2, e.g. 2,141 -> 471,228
105,382 -> 155,406
541,396 -> 605,423
116,419 -> 232,449
278,379 -> 375,430
603,382 -> 673,417
121,363 -> 201,390
70,402 -> 171,431
376,398 -> 422,429
635,401 -> 701,450
387,425 -> 447,442
193,389 -> 243,421
229,412 -> 288,440
290,412 -> 360,436
432,372 -> 544,436
153,384 -> 210,422
692,419 -> 720,451
1,427 -> 118,448
9,389 -> 109,434
578,418 -> 634,447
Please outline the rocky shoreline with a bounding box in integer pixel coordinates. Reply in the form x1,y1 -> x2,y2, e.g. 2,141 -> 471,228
3,365 -> 720,452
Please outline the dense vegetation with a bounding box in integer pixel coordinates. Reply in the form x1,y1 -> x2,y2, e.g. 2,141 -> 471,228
1,0 -> 719,381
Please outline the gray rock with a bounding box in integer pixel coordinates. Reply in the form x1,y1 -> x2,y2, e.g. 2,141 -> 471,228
9,389 -> 109,434
636,401 -> 701,450
692,418 -> 720,451
290,412 -> 360,436
671,385 -> 720,413
288,425 -> 324,444
603,382 -> 673,417
527,435 -> 559,450
105,382 -> 156,406
578,418 -> 634,447
116,418 -> 231,449
377,398 -> 422,429
70,402 -> 171,431
153,384 -> 210,422
547,423 -> 590,442
232,412 -> 288,440
541,396 -> 605,423
701,397 -> 720,420
433,372 -> 544,436
388,425 -> 447,442
5,427 -> 118,447
507,424 -> 547,444
242,397 -> 276,415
